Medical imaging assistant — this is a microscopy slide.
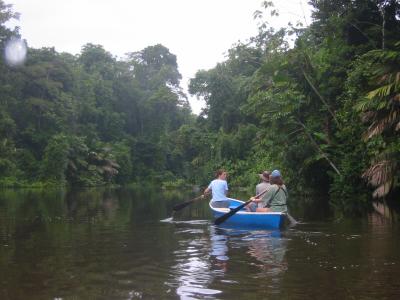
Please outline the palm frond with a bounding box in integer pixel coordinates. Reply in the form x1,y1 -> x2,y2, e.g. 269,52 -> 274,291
372,182 -> 392,198
367,82 -> 394,99
363,109 -> 400,140
362,157 -> 397,198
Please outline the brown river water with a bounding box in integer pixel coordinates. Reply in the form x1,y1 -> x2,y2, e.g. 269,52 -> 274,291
0,187 -> 399,299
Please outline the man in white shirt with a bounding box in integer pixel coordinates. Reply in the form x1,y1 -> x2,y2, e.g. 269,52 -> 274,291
204,169 -> 230,208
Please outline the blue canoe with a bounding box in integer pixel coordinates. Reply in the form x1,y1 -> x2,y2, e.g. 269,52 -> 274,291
210,199 -> 287,229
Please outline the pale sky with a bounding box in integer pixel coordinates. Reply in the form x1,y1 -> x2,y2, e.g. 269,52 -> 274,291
5,0 -> 311,114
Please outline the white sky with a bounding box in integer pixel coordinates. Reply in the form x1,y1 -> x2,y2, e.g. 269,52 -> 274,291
5,0 -> 311,114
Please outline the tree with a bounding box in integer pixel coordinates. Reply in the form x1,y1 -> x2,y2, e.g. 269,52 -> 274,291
355,47 -> 400,199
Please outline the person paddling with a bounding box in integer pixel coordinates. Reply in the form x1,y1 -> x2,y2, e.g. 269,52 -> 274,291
204,169 -> 230,208
247,170 -> 271,212
251,169 -> 288,213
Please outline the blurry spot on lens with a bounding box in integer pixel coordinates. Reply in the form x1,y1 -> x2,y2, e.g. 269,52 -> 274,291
4,37 -> 27,67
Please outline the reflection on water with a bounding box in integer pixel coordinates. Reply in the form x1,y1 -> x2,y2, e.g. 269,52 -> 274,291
246,231 -> 288,277
210,227 -> 229,262
171,224 -> 222,299
0,188 -> 399,299
159,216 -> 291,299
209,226 -> 288,276
165,220 -> 290,299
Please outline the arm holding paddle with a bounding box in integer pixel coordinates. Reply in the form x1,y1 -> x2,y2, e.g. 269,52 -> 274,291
203,186 -> 211,197
244,195 -> 263,212
173,169 -> 228,212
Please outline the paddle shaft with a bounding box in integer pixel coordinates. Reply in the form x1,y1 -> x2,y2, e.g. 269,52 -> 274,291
173,194 -> 205,211
214,187 -> 269,225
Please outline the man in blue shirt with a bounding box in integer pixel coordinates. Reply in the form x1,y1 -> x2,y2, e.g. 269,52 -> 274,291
204,169 -> 230,208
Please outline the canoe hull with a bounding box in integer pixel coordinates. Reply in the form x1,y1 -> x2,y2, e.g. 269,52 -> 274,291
210,199 -> 286,229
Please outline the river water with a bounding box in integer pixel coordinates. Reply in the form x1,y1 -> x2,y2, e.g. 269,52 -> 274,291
0,187 -> 399,299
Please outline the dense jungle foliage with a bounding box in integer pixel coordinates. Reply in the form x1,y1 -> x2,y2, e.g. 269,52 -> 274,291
0,0 -> 399,215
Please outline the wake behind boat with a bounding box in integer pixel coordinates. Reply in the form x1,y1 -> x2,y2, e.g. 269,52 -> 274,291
210,199 -> 287,229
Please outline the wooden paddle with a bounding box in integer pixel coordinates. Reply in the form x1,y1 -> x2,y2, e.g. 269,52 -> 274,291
172,194 -> 205,212
214,188 -> 269,225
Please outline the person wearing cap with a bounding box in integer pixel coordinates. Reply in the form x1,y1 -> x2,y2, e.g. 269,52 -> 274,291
256,171 -> 271,202
251,169 -> 288,212
204,169 -> 230,208
246,171 -> 271,212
